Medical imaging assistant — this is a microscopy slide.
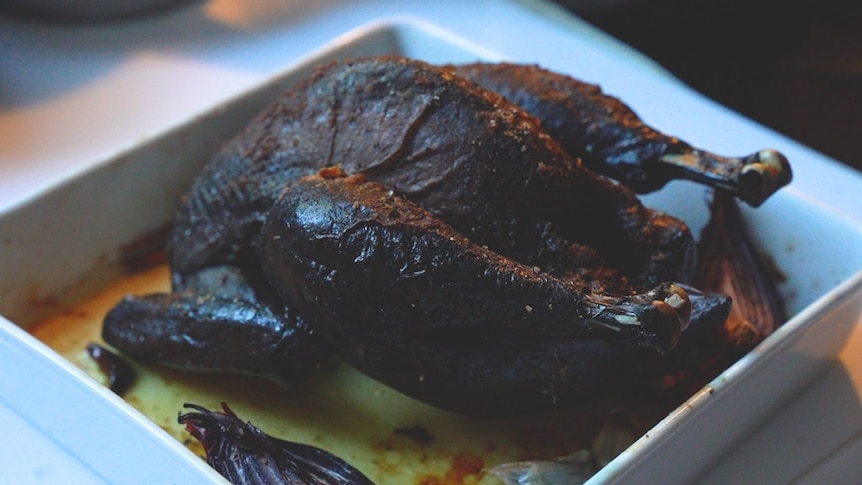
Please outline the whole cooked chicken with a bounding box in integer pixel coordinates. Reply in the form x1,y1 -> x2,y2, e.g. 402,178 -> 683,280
102,56 -> 783,416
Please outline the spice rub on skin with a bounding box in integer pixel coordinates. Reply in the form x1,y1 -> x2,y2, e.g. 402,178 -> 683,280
103,56 -> 731,416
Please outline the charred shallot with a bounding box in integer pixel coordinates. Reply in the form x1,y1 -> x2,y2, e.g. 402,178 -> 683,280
695,191 -> 786,346
86,342 -> 135,396
179,402 -> 375,485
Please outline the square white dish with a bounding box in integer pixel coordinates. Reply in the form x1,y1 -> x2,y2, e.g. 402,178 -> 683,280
2,17 -> 862,484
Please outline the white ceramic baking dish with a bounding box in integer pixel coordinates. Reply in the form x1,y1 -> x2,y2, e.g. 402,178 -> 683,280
2,17 -> 862,484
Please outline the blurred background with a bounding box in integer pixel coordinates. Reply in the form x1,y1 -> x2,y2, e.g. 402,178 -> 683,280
558,0 -> 862,171
2,0 -> 859,172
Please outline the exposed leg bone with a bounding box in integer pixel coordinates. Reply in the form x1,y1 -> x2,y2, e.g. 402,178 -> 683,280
660,148 -> 791,207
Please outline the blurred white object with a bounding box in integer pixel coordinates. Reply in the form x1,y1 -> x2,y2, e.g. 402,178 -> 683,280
0,0 -> 198,22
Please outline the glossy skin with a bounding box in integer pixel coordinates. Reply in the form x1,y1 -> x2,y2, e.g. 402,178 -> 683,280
260,173 -> 701,415
103,57 -> 730,416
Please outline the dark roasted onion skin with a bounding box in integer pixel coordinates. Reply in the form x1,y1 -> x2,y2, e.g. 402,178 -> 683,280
695,190 -> 785,346
178,403 -> 375,485
86,342 -> 135,396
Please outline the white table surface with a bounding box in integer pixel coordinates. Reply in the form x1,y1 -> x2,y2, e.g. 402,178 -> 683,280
3,1 -> 862,483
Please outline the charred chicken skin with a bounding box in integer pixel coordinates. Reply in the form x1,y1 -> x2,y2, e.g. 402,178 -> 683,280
452,62 -> 791,206
102,56 -> 759,416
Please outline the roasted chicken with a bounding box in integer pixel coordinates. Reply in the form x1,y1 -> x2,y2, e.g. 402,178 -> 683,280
102,56 -> 787,416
